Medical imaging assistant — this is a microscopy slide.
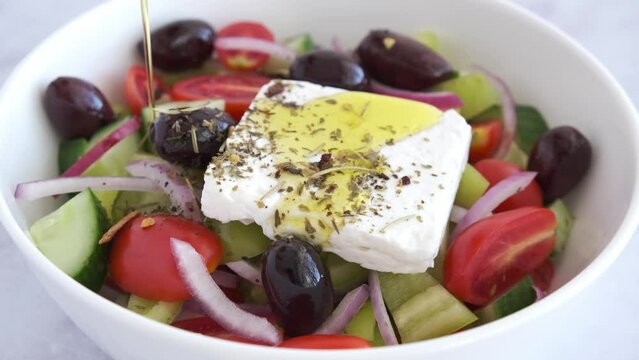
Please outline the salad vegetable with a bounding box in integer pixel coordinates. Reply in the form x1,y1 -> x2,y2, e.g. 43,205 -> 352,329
15,15 -> 594,349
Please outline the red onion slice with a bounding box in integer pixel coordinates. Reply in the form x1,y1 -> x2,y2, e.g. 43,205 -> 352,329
226,260 -> 262,287
171,238 -> 282,345
61,117 -> 141,177
452,171 -> 538,238
215,37 -> 296,62
368,271 -> 399,345
330,36 -> 345,53
449,205 -> 468,224
14,176 -> 160,201
473,66 -> 517,159
211,270 -> 238,289
316,284 -> 369,334
370,80 -> 463,110
126,159 -> 202,223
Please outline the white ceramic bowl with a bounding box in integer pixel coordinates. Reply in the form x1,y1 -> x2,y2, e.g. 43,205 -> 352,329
1,0 -> 638,359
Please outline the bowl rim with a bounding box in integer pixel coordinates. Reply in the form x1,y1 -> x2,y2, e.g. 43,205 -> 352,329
1,0 -> 638,356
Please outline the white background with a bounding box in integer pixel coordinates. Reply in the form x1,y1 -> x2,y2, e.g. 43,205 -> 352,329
0,0 -> 638,359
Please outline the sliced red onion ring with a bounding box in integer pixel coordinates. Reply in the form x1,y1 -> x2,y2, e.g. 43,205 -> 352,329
368,271 -> 399,345
472,66 -> 517,159
171,238 -> 282,345
126,159 -> 202,223
215,37 -> 296,62
61,117 -> 141,177
449,205 -> 468,224
316,284 -> 369,334
211,270 -> 238,289
452,171 -> 537,238
226,260 -> 262,287
330,36 -> 345,53
14,176 -> 160,201
370,80 -> 463,110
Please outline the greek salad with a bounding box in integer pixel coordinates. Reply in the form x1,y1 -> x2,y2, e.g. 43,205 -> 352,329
15,19 -> 592,349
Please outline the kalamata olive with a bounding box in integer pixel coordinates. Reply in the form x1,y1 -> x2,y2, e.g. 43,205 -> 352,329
151,107 -> 234,168
356,29 -> 455,90
137,20 -> 215,72
43,77 -> 115,139
527,126 -> 592,202
261,237 -> 334,337
289,50 -> 369,91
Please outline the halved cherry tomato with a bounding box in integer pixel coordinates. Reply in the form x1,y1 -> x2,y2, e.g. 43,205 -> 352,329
474,158 -> 543,213
469,120 -> 502,163
172,317 -> 270,345
124,65 -> 169,115
279,334 -> 372,349
531,259 -> 555,295
444,207 -> 556,306
110,214 -> 223,302
216,21 -> 274,72
171,74 -> 270,120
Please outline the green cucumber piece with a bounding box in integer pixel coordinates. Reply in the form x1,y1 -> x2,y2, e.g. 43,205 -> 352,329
206,219 -> 271,264
83,117 -> 141,216
238,279 -> 269,304
473,104 -> 549,154
475,277 -> 536,323
504,142 -> 528,169
112,103 -> 131,118
58,138 -> 88,174
324,253 -> 368,297
111,190 -> 172,222
427,225 -> 450,283
379,272 -> 476,343
156,61 -> 223,86
29,189 -> 108,291
127,295 -> 182,323
284,33 -> 315,54
454,164 -> 489,208
345,300 -> 376,341
413,31 -> 440,53
432,73 -> 498,118
548,200 -> 574,255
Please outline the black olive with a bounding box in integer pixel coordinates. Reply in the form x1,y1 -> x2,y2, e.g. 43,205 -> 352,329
289,50 -> 369,90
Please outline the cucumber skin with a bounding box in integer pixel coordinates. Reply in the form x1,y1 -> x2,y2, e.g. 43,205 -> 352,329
454,164 -> 489,209
127,295 -> 183,324
58,138 -> 88,174
475,276 -> 536,323
30,189 -> 108,292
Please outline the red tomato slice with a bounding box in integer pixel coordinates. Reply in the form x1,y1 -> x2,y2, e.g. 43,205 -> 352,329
109,214 -> 223,302
474,158 -> 544,212
444,207 -> 556,306
531,259 -> 555,294
279,334 -> 372,349
216,21 -> 274,72
469,120 -> 502,163
172,317 -> 272,345
124,64 -> 169,115
171,74 -> 270,121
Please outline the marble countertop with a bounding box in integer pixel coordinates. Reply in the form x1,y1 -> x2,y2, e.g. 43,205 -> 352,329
1,1 -> 638,359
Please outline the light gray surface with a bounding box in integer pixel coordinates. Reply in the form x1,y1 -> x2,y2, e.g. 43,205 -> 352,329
0,1 -> 637,359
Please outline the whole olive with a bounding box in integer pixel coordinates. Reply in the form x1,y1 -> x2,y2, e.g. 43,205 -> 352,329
261,237 -> 334,337
527,126 -> 592,202
43,77 -> 115,139
356,29 -> 455,90
151,107 -> 234,168
138,20 -> 215,72
289,50 -> 369,91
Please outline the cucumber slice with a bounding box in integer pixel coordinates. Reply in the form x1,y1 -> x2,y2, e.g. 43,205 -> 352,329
238,279 -> 269,304
111,190 -> 172,222
504,142 -> 528,169
284,33 -> 315,54
427,225 -> 450,283
58,138 -> 88,174
83,117 -> 141,216
324,253 -> 368,297
454,164 -> 489,208
379,272 -> 476,343
432,73 -> 498,118
413,31 -> 440,53
548,200 -> 574,255
475,276 -> 536,323
29,189 -> 108,291
127,295 -> 182,324
345,300 -> 376,341
206,219 -> 271,264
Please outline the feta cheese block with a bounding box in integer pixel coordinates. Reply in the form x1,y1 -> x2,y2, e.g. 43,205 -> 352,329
202,80 -> 471,273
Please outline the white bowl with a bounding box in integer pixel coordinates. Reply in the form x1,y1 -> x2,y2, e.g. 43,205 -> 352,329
1,0 -> 638,359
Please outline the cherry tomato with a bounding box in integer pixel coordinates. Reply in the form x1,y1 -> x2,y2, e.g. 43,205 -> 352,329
444,207 -> 556,306
109,214 -> 223,302
469,120 -> 502,163
279,334 -> 372,349
124,65 -> 169,115
474,158 -> 543,212
171,74 -> 270,121
216,21 -> 274,72
172,317 -> 270,345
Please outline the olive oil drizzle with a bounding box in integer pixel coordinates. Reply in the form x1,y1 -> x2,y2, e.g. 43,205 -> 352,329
140,0 -> 155,112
